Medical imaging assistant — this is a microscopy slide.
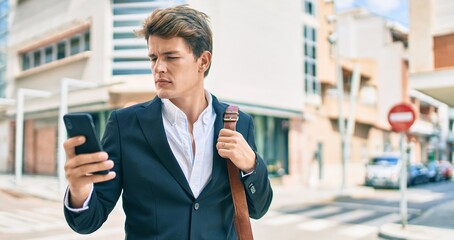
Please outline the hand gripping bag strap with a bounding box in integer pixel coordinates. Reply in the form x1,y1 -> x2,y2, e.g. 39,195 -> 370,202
223,105 -> 253,240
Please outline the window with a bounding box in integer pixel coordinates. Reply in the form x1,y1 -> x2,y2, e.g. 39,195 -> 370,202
44,46 -> 53,63
33,50 -> 41,67
70,36 -> 80,55
304,0 -> 316,16
57,41 -> 66,60
111,0 -> 167,75
304,25 -> 320,102
84,32 -> 90,51
252,115 -> 289,177
22,53 -> 30,70
20,30 -> 90,71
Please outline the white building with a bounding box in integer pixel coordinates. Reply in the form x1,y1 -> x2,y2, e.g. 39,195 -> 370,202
0,0 -> 304,177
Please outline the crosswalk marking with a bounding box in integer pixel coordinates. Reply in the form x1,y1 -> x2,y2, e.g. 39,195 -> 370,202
298,206 -> 342,217
262,214 -> 303,226
361,212 -> 401,227
0,207 -> 66,234
258,204 -> 405,237
29,227 -> 125,240
337,224 -> 378,239
297,219 -> 337,231
324,209 -> 376,222
15,209 -> 61,222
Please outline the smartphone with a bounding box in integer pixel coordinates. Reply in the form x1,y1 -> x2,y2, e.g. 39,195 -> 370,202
63,112 -> 109,175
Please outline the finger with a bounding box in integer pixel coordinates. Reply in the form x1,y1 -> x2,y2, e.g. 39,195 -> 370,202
63,136 -> 86,158
66,152 -> 109,169
90,171 -> 116,184
219,128 -> 235,137
217,137 -> 229,144
217,149 -> 231,158
216,142 -> 230,150
76,160 -> 114,176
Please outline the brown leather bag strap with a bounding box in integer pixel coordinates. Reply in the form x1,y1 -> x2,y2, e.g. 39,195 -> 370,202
224,105 -> 254,240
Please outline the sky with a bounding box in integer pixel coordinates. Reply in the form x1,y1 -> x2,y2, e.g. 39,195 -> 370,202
336,0 -> 409,27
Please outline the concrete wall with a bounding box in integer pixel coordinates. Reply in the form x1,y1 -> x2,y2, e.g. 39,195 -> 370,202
338,11 -> 405,129
409,0 -> 433,72
189,0 -> 304,111
432,0 -> 454,36
7,0 -> 112,98
0,120 -> 8,172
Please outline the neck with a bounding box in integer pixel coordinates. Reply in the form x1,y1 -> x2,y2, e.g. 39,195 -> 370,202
170,91 -> 208,125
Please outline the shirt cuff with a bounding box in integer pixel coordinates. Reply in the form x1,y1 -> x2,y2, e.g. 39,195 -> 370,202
241,170 -> 255,178
241,158 -> 258,178
64,184 -> 94,212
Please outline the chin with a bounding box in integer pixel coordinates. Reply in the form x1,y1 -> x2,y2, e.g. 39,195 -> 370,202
156,91 -> 171,99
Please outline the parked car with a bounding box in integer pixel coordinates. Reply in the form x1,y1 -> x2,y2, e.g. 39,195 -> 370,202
365,154 -> 405,188
365,154 -> 434,188
426,161 -> 442,182
408,163 -> 430,185
438,160 -> 453,180
425,160 -> 453,182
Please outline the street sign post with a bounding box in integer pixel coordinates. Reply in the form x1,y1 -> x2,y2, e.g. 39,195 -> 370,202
387,103 -> 416,229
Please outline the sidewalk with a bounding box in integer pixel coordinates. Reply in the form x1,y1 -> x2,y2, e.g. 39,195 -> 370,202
2,173 -> 454,240
0,174 -> 62,202
0,174 -> 374,206
378,199 -> 454,240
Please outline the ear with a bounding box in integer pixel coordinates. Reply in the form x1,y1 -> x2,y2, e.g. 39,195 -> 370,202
198,51 -> 212,73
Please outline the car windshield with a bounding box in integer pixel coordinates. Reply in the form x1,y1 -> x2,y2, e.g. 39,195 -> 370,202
369,156 -> 399,165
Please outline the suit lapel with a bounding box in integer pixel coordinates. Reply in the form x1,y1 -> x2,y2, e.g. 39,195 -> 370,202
200,96 -> 228,197
136,98 -> 193,198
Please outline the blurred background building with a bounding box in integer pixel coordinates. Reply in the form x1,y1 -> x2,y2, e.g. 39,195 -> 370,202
0,0 -> 453,190
409,0 -> 454,161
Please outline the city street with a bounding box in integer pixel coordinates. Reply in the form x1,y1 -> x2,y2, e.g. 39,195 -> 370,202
1,180 -> 454,240
252,181 -> 454,240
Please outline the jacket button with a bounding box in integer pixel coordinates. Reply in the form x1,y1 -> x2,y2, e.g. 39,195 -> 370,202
194,203 -> 200,210
249,184 -> 256,194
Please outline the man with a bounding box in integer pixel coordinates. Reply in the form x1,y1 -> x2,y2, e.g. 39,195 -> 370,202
63,5 -> 273,239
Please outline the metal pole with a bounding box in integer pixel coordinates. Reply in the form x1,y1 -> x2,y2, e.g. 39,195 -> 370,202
57,78 -> 98,194
14,90 -> 24,185
345,64 -> 361,141
14,89 -> 52,185
333,19 -> 347,194
58,81 -> 69,194
400,132 -> 408,228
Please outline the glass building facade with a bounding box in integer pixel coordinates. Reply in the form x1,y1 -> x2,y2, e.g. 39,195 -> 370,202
0,0 -> 7,98
111,0 -> 183,75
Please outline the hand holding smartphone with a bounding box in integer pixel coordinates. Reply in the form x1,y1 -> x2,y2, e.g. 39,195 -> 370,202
63,113 -> 109,175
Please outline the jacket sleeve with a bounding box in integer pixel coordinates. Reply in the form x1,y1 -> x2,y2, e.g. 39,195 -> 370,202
241,115 -> 273,219
64,110 -> 123,234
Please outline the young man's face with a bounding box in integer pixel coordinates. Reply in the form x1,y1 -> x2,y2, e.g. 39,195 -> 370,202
148,36 -> 207,101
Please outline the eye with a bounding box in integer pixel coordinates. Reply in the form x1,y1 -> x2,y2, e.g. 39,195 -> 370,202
167,56 -> 178,60
150,57 -> 157,62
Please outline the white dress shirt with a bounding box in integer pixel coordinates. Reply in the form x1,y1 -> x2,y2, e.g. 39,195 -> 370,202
161,91 -> 216,198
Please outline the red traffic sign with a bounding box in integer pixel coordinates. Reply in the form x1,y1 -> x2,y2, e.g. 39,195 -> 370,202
387,103 -> 416,132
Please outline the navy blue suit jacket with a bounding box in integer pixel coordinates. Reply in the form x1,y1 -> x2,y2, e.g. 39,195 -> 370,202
64,95 -> 273,239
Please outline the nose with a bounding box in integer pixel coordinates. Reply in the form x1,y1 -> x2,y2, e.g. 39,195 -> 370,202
153,59 -> 166,73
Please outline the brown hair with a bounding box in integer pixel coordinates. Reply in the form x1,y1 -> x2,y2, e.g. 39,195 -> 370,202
136,5 -> 213,77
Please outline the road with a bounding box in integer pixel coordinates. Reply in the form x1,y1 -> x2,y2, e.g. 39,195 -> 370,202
1,181 -> 453,240
251,181 -> 454,240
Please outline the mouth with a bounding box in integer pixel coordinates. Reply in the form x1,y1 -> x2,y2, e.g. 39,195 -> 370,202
155,78 -> 172,87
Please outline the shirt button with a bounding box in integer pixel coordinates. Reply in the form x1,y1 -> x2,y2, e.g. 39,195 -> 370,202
194,203 -> 200,210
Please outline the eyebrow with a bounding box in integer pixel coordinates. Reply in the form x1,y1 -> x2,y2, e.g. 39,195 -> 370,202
148,51 -> 180,58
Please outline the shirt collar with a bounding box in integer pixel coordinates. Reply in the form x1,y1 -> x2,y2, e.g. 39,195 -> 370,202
162,90 -> 213,126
